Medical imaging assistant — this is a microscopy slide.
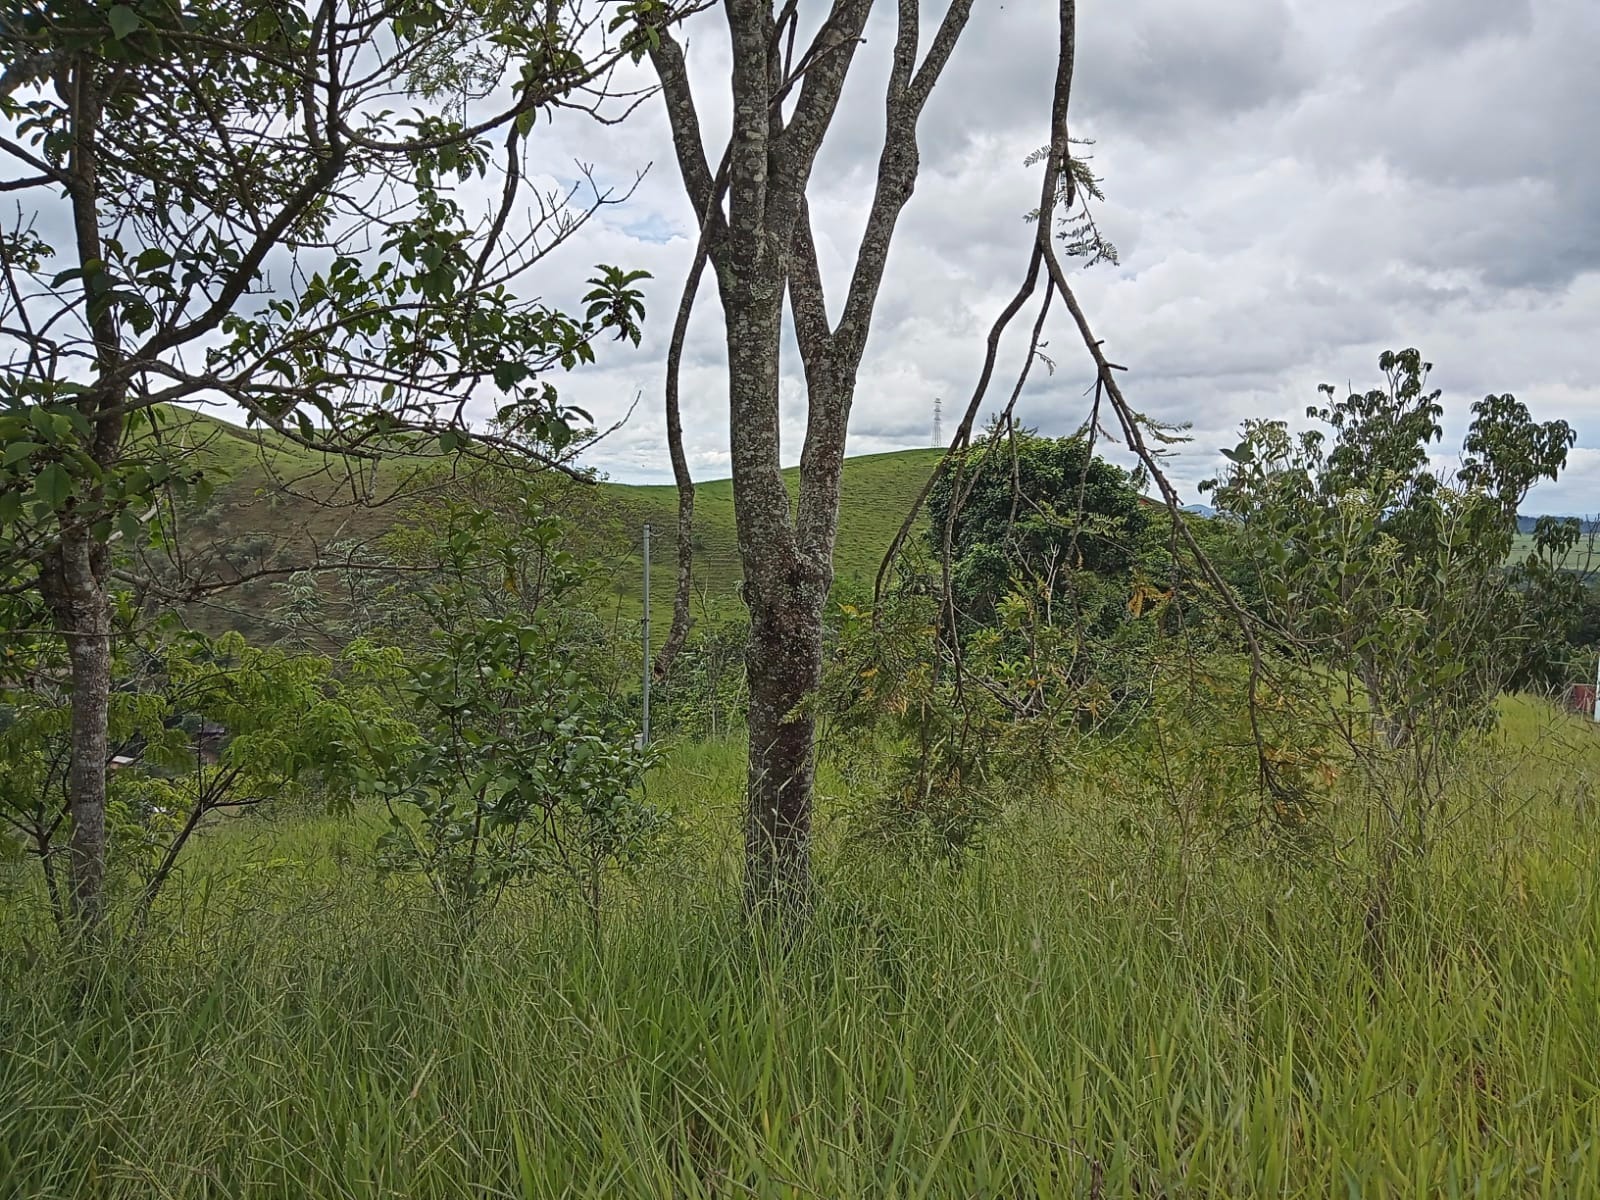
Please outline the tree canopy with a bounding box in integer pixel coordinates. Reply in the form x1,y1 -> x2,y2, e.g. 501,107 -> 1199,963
927,425 -> 1151,628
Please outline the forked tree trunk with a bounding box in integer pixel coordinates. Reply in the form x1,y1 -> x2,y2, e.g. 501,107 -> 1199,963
646,0 -> 977,920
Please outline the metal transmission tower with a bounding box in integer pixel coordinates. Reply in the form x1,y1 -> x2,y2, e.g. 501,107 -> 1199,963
932,397 -> 943,448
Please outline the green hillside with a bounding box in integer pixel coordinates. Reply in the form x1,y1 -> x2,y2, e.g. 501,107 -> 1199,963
591,449 -> 945,639
1508,530 -> 1600,571
151,409 -> 1599,649
156,407 -> 942,645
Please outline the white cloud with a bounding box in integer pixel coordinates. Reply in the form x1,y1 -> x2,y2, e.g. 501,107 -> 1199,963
481,0 -> 1599,516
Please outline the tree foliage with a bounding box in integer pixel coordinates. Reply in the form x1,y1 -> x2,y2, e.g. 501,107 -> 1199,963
0,608 -> 389,930
1204,348 -> 1576,860
928,424 -> 1152,629
360,495 -> 667,930
823,432 -> 1173,861
2,0 -> 677,927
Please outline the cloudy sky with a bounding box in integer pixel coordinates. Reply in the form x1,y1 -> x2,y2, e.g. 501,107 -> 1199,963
480,0 -> 1598,512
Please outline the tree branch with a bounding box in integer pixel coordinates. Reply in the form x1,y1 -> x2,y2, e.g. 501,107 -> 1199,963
646,28 -> 722,233
653,151 -> 731,680
834,0 -> 974,366
873,241 -> 1044,602
786,200 -> 831,351
762,0 -> 873,254
795,0 -> 976,561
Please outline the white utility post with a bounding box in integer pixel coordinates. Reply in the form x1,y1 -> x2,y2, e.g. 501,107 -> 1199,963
641,523 -> 651,746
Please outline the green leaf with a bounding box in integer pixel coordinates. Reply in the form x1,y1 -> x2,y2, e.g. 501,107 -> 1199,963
492,361 -> 528,391
2,441 -> 43,467
134,247 -> 174,272
28,408 -> 63,440
108,5 -> 142,39
1220,440 -> 1254,465
34,463 -> 71,509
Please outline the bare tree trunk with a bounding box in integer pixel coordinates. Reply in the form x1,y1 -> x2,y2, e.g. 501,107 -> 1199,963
39,532 -> 112,930
743,590 -> 824,912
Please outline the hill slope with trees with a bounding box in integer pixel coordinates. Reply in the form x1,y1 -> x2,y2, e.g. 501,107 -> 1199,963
158,407 -> 945,643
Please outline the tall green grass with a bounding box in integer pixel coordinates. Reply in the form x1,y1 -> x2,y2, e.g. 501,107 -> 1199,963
3,703 -> 1599,1197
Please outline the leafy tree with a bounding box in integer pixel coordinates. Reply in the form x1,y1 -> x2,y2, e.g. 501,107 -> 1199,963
1,612 -> 390,932
652,616 -> 749,741
1505,517 -> 1597,694
927,424 -> 1152,630
1204,349 -> 1575,865
1,589 -> 158,930
820,589 -> 1015,863
815,426 -> 1197,863
1,0 -> 674,929
819,550 -> 1177,864
363,499 -> 667,932
121,631 -> 402,918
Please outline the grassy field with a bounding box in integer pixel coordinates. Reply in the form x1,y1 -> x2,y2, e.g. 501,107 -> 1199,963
1508,530 -> 1600,572
3,699 -> 1599,1197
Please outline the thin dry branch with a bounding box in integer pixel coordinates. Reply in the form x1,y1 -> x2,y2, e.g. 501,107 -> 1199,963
652,151 -> 731,680
873,240 -> 1045,602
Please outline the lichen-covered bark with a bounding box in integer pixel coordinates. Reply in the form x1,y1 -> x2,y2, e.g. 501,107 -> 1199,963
648,0 -> 974,918
39,533 -> 112,929
742,565 -> 827,912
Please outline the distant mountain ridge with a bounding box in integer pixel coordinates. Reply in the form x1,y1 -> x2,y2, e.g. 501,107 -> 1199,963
1518,515 -> 1600,534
